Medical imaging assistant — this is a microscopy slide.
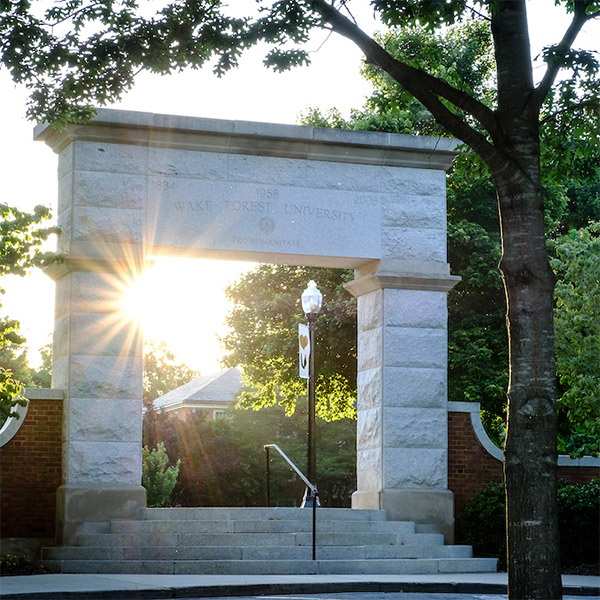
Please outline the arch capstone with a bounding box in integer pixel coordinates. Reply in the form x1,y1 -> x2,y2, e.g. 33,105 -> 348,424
36,110 -> 460,544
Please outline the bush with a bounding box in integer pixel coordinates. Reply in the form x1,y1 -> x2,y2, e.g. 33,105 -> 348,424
142,442 -> 181,507
143,403 -> 356,508
558,479 -> 600,567
457,482 -> 507,569
456,479 -> 600,571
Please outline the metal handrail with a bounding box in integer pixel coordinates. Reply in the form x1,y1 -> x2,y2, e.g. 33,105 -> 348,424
264,443 -> 319,560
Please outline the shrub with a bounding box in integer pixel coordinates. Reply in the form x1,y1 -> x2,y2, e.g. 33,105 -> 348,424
142,442 -> 181,507
457,482 -> 507,569
457,479 -> 600,571
558,479 -> 600,567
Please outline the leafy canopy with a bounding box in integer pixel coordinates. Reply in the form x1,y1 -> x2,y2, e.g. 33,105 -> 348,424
221,265 -> 356,421
0,203 -> 59,423
143,339 -> 199,410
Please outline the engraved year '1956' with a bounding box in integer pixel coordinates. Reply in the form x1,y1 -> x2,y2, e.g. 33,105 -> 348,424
256,187 -> 280,200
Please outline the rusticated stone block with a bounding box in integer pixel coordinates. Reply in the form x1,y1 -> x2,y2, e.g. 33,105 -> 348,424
66,441 -> 142,486
383,367 -> 447,408
357,407 -> 382,449
383,448 -> 447,489
357,368 -> 383,409
382,194 -> 446,229
384,327 -> 447,369
72,206 -> 144,244
357,290 -> 383,332
382,227 -> 447,261
74,140 -> 148,174
383,289 -> 447,329
68,397 -> 142,443
357,328 -> 383,371
74,171 -> 147,209
229,154 -> 308,187
357,448 -> 383,490
383,407 -> 447,449
149,147 -> 227,180
66,354 -> 142,399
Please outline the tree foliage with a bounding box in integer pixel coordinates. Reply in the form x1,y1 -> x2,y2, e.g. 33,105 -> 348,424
143,340 -> 199,410
0,203 -> 59,423
551,224 -> 600,457
143,402 -> 356,507
458,479 -> 600,572
301,21 -> 600,452
142,441 -> 181,507
221,265 -> 356,421
3,1 -> 599,596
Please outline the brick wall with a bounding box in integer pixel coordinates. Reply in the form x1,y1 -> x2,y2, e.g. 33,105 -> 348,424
0,391 -> 63,539
448,402 -> 600,517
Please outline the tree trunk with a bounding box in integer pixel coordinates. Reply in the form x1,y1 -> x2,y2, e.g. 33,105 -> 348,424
496,164 -> 561,600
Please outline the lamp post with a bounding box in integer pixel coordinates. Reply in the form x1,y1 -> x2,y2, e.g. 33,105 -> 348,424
301,280 -> 322,505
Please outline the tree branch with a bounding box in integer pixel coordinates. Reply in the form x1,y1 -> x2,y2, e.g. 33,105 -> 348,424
310,0 -> 504,168
540,99 -> 600,125
532,0 -> 598,110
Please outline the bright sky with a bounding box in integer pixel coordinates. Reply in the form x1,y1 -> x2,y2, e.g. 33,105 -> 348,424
0,2 -> 596,374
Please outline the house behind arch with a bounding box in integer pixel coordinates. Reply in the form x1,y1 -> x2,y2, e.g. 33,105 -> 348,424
153,368 -> 242,420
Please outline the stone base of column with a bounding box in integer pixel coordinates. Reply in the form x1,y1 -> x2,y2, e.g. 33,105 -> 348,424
56,485 -> 146,546
352,488 -> 455,543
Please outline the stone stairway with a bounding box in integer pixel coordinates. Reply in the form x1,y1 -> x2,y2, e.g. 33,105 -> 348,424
42,507 -> 497,574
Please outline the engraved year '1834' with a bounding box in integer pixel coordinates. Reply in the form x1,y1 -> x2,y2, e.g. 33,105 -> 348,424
153,180 -> 176,191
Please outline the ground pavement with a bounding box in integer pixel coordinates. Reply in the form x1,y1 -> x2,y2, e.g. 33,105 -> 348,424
1,572 -> 599,600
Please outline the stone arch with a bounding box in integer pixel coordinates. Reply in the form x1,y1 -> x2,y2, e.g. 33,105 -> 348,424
36,110 -> 460,544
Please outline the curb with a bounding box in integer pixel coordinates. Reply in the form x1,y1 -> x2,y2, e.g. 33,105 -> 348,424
2,579 -> 599,599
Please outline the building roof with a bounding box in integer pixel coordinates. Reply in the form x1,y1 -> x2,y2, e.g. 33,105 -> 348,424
153,368 -> 242,412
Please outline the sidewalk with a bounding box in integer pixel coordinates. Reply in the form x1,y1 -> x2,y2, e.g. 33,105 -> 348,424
1,572 -> 599,599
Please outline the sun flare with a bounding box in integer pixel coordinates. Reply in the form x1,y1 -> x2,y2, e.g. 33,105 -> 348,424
123,258 -> 255,373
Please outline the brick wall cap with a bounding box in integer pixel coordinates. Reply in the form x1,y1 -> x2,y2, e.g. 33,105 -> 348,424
0,402 -> 29,448
448,401 -> 503,462
24,388 -> 64,400
448,401 -> 600,467
558,454 -> 600,467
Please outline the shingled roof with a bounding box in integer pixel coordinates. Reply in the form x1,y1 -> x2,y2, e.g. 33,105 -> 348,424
153,368 -> 242,413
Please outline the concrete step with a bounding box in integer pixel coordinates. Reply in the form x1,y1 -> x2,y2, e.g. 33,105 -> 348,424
77,530 -> 441,548
42,557 -> 498,575
110,518 -> 417,535
43,543 -> 473,562
142,507 -> 388,522
41,508 -> 496,576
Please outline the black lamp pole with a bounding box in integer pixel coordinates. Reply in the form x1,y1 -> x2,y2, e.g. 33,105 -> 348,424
300,280 -> 322,508
306,311 -> 317,489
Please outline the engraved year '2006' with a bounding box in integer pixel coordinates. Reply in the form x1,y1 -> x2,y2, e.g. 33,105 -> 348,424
355,194 -> 379,205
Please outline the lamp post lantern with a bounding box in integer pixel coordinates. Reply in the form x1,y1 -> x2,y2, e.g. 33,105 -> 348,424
301,280 -> 322,505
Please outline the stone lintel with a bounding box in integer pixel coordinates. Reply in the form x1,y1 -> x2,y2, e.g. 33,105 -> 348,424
345,259 -> 461,296
56,484 -> 146,546
34,108 -> 459,170
352,488 -> 455,543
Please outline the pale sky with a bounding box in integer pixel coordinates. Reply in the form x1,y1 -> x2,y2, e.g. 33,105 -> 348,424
0,2 -> 596,374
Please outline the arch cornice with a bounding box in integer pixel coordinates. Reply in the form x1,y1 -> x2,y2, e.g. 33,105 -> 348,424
35,109 -> 459,170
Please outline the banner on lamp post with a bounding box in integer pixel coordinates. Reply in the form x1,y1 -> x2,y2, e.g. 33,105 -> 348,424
298,323 -> 310,379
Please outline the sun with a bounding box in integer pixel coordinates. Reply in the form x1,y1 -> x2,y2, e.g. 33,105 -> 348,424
122,257 -> 255,373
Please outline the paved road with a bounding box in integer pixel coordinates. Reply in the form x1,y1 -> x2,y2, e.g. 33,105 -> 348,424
178,594 -> 600,600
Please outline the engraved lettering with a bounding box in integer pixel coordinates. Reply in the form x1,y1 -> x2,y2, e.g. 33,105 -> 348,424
355,195 -> 379,205
172,200 -> 213,211
284,203 -> 355,223
226,200 -> 272,212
